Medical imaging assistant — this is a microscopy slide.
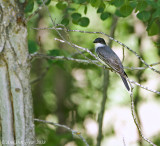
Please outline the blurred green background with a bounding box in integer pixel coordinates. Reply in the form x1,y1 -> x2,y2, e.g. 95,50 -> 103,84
26,0 -> 160,145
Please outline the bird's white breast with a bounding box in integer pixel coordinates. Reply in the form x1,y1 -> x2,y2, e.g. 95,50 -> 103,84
94,43 -> 106,49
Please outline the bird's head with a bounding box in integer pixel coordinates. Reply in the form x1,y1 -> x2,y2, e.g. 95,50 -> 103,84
93,38 -> 106,48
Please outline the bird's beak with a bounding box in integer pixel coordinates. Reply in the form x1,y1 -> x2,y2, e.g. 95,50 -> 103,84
93,40 -> 96,43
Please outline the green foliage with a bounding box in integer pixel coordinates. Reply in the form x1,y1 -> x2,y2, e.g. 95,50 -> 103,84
90,0 -> 101,8
97,7 -> 104,13
73,0 -> 86,4
110,0 -> 124,7
61,18 -> 69,26
147,21 -> 159,36
24,0 -> 34,13
137,11 -> 151,22
19,0 -> 25,3
71,13 -> 82,21
48,49 -> 69,57
28,40 -> 39,53
145,0 -> 157,8
23,0 -> 160,36
78,17 -> 90,27
136,1 -> 148,12
120,4 -> 134,17
84,5 -> 88,14
100,12 -> 111,20
97,2 -> 106,14
28,0 -> 160,145
152,9 -> 160,19
47,49 -> 70,67
56,2 -> 68,10
36,0 -> 51,5
70,13 -> 89,27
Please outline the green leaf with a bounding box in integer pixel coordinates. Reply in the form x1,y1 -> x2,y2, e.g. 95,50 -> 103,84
78,17 -> 89,27
72,19 -> 79,25
120,4 -> 133,17
145,0 -> 157,8
136,1 -> 147,12
152,9 -> 160,19
61,18 -> 69,26
115,10 -> 124,17
56,2 -> 67,10
129,0 -> 137,8
110,0 -> 124,7
84,6 -> 88,14
147,21 -> 159,36
100,12 -> 111,20
158,0 -> 160,7
28,40 -> 39,53
97,7 -> 104,13
71,13 -> 81,21
90,0 -> 101,8
47,49 -> 69,66
19,0 -> 25,3
67,8 -> 76,11
73,0 -> 86,4
97,1 -> 106,13
36,0 -> 51,5
137,11 -> 151,22
48,50 -> 62,56
24,0 -> 34,13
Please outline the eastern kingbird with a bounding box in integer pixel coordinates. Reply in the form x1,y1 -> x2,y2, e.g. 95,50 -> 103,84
93,37 -> 130,91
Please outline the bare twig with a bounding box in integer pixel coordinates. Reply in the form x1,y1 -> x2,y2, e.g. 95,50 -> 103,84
122,47 -> 125,63
128,85 -> 157,146
34,119 -> 89,146
30,53 -> 160,95
128,78 -> 160,94
31,52 -> 160,71
123,137 -> 126,146
30,53 -> 98,64
54,38 -> 106,68
40,1 -> 104,70
124,62 -> 160,70
32,27 -> 160,74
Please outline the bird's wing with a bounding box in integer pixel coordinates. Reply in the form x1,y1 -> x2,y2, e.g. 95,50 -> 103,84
96,47 -> 123,73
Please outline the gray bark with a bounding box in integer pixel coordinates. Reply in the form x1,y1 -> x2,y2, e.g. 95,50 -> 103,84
0,1 -> 35,145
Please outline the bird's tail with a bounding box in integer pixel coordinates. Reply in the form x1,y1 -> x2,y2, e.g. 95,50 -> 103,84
120,73 -> 130,91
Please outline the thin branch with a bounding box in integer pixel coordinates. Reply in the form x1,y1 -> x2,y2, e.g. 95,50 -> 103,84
30,53 -> 98,64
40,1 -> 104,70
124,62 -> 160,70
30,53 -> 160,95
123,137 -> 126,146
128,78 -> 160,94
31,53 -> 160,70
53,39 -> 160,95
54,38 -> 107,68
34,119 -> 89,146
32,27 -> 160,74
128,84 -> 157,146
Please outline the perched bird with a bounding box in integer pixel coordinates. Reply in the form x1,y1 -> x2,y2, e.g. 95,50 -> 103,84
93,37 -> 130,91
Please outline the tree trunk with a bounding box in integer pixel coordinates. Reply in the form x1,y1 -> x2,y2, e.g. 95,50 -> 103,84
0,1 -> 35,145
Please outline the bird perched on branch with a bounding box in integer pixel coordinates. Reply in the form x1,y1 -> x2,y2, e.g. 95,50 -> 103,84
93,37 -> 130,91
